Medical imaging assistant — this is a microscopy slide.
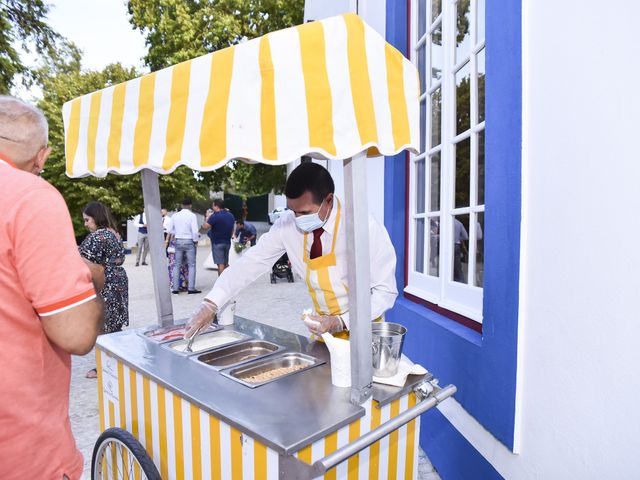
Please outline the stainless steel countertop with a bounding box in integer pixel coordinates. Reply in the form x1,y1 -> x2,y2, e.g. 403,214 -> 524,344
97,317 -> 425,455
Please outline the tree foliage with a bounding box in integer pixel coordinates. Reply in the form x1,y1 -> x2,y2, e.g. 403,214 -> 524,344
126,0 -> 304,197
127,0 -> 304,70
0,0 -> 64,93
36,58 -> 208,234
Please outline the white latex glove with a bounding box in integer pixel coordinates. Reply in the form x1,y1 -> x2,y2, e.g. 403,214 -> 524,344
184,300 -> 218,339
304,314 -> 345,335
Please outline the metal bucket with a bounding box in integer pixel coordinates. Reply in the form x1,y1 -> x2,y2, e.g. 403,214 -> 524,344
372,322 -> 407,377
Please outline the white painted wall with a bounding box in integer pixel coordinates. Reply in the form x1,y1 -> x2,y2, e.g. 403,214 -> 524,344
515,0 -> 640,477
303,0 -> 387,225
434,1 -> 640,478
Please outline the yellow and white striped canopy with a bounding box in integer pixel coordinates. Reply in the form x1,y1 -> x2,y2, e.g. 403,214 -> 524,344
63,13 -> 419,178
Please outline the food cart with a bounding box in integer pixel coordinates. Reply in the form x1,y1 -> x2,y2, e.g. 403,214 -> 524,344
63,13 -> 456,479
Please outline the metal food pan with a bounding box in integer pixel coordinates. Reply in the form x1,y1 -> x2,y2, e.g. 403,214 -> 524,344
163,330 -> 250,356
221,352 -> 325,388
139,323 -> 220,343
194,340 -> 284,371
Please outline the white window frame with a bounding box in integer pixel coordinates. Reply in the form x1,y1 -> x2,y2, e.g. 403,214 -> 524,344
407,0 -> 485,322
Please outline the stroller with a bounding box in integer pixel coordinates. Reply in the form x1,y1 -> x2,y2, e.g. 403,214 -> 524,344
271,253 -> 294,283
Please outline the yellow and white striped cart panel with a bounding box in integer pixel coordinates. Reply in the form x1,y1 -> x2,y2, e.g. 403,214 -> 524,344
97,348 -> 420,480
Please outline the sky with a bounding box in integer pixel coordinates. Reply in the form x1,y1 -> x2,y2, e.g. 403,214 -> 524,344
46,0 -> 148,72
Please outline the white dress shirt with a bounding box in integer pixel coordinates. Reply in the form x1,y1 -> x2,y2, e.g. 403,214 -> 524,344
205,197 -> 398,328
162,215 -> 172,233
169,208 -> 199,241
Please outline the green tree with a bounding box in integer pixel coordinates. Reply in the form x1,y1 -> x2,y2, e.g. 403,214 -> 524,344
0,0 -> 65,93
36,58 -> 208,234
126,0 -> 304,197
127,0 -> 304,70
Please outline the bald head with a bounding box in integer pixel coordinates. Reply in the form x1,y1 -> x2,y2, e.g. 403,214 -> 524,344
0,95 -> 49,171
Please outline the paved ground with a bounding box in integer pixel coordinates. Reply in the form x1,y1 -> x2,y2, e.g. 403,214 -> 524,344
70,223 -> 440,479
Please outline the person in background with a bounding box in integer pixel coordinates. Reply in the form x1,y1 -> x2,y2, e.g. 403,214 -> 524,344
453,218 -> 469,283
164,210 -> 189,292
135,211 -> 149,266
0,95 -> 103,480
186,162 -> 398,339
169,198 -> 201,294
202,199 -> 235,275
80,201 -> 129,378
235,219 -> 257,246
161,208 -> 171,239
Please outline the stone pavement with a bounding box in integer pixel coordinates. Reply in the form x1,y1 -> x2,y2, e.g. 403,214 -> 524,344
69,225 -> 440,479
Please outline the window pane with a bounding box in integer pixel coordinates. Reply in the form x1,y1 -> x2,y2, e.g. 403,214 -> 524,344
456,0 -> 471,63
477,0 -> 485,42
418,44 -> 426,94
432,0 -> 442,22
474,212 -> 484,287
430,88 -> 442,147
452,214 -> 469,283
455,137 -> 470,208
477,130 -> 485,205
455,62 -> 471,135
429,153 -> 440,211
416,159 -> 426,213
477,47 -> 485,123
429,217 -> 440,277
420,98 -> 426,152
415,218 -> 425,273
430,24 -> 443,82
418,0 -> 427,36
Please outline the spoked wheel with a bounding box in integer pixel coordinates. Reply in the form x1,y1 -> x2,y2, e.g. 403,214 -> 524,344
92,427 -> 160,480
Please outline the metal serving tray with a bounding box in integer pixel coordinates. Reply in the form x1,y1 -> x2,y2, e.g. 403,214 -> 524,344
220,352 -> 325,388
163,330 -> 249,356
139,323 -> 220,343
195,340 -> 284,371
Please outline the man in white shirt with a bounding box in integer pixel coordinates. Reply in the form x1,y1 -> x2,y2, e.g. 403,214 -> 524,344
185,162 -> 398,337
135,212 -> 149,266
168,198 -> 201,294
453,218 -> 469,283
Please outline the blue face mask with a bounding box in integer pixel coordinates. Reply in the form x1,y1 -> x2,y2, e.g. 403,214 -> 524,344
295,199 -> 328,233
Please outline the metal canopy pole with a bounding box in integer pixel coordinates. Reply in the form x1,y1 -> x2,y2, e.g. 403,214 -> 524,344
141,169 -> 174,326
343,152 -> 373,405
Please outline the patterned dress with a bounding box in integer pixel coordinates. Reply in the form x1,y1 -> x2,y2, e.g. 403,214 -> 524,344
79,228 -> 129,333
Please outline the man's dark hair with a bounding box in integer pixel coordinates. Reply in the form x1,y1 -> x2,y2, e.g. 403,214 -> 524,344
236,220 -> 244,226
284,162 -> 334,204
83,201 -> 118,231
182,197 -> 192,206
213,199 -> 224,209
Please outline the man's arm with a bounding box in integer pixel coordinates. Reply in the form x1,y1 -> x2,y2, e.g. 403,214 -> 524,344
15,186 -> 104,355
41,296 -> 103,355
204,225 -> 287,308
82,258 -> 106,292
202,214 -> 213,231
191,213 -> 200,241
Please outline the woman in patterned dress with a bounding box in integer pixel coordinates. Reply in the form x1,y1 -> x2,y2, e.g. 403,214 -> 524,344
79,201 -> 129,378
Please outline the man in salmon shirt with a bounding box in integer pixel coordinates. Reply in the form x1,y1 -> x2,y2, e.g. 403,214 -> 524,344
0,95 -> 104,479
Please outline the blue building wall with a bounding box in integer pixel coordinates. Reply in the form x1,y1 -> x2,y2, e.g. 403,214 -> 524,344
384,0 -> 522,476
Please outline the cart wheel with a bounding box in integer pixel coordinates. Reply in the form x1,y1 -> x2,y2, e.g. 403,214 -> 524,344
288,273 -> 294,283
270,273 -> 276,284
92,427 -> 160,480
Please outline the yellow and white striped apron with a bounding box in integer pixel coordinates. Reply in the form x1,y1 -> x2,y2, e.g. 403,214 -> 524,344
303,201 -> 350,341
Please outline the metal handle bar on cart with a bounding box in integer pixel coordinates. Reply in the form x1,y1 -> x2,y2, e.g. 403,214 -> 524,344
278,380 -> 457,479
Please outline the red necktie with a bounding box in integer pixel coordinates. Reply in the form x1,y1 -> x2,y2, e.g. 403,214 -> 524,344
310,228 -> 324,259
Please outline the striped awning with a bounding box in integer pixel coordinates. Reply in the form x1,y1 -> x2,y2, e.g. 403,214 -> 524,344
63,14 -> 419,178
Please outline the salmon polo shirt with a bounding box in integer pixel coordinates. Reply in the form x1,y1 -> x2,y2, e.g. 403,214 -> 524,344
0,156 -> 96,479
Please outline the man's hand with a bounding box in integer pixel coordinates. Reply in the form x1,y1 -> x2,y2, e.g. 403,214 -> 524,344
304,314 -> 345,335
184,300 -> 218,339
